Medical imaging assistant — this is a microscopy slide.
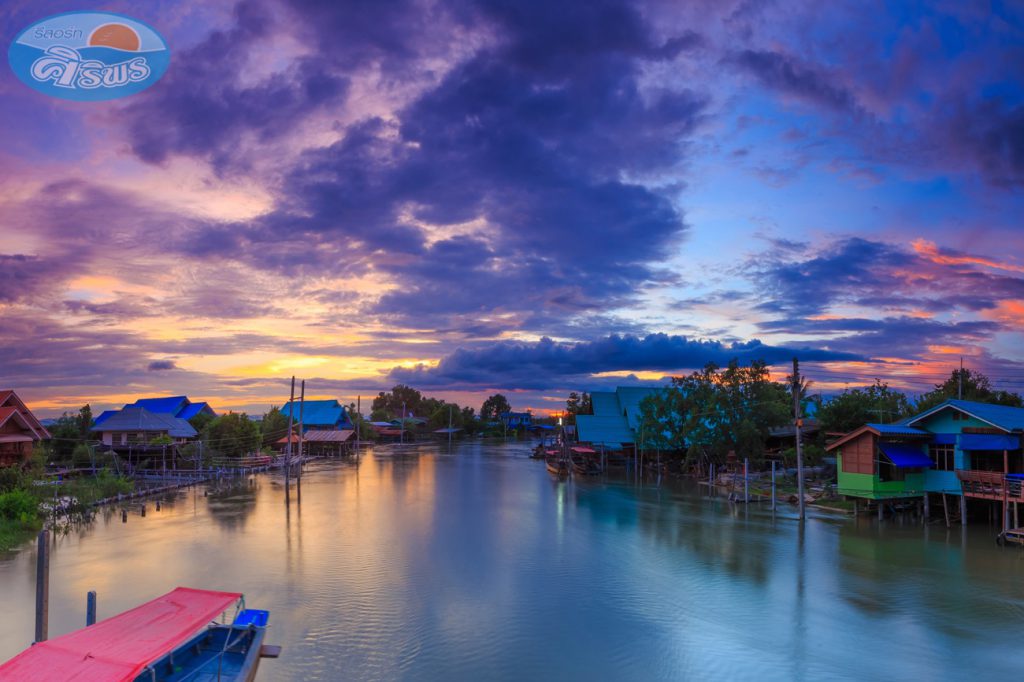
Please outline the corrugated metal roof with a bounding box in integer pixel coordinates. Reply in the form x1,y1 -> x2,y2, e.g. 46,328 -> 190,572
302,429 -> 355,442
177,402 -> 215,420
280,399 -> 350,427
867,423 -> 929,436
615,387 -> 661,429
130,396 -> 189,415
576,414 -> 634,447
590,392 -> 621,417
93,410 -> 119,428
907,399 -> 1024,432
91,407 -> 197,438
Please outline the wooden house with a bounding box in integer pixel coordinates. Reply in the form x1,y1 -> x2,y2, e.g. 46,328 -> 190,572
826,423 -> 932,504
91,406 -> 197,449
0,391 -> 50,467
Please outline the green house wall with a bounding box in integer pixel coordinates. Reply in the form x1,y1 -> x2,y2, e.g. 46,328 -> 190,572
836,453 -> 925,500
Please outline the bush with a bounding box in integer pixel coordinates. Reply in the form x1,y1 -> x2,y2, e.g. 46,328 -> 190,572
0,489 -> 40,524
0,467 -> 24,494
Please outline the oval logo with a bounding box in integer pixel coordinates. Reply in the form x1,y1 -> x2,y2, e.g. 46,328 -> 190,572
8,11 -> 170,102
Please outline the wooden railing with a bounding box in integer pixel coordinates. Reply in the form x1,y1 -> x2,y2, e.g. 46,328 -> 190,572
957,470 -> 1024,501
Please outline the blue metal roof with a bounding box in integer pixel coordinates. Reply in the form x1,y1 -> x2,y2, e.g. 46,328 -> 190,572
178,402 -> 214,420
867,423 -> 929,436
280,399 -> 351,428
576,414 -> 635,448
130,396 -> 189,415
90,407 -> 197,438
878,442 -> 932,468
615,387 -> 661,430
908,399 -> 1024,432
92,410 -> 119,428
590,392 -> 621,417
959,433 -> 1021,451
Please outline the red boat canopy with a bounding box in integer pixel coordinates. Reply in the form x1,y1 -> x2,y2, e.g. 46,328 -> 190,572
0,587 -> 242,681
571,447 -> 597,454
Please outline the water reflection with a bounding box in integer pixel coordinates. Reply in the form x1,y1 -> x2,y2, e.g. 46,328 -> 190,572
1,441 -> 1023,680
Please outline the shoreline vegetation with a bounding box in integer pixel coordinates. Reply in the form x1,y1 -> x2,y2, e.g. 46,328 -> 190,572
5,363 -> 1017,552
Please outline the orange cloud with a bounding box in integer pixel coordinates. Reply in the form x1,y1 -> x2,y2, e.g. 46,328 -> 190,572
912,239 -> 1024,273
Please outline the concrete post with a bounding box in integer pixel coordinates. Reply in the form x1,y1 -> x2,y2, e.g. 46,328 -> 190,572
86,591 -> 97,626
35,530 -> 49,643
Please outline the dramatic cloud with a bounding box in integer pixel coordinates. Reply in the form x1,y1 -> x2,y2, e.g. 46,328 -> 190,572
387,334 -> 866,390
2,0 -> 1024,412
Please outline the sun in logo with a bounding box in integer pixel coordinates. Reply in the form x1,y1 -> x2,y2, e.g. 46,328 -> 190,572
87,23 -> 140,51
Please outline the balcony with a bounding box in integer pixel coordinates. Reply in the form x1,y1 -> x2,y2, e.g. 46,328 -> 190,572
957,470 -> 1024,501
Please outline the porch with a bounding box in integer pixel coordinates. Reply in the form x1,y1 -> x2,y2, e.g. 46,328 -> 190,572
956,470 -> 1024,502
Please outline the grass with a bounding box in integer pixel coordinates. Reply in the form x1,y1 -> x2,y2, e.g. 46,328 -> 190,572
0,516 -> 43,553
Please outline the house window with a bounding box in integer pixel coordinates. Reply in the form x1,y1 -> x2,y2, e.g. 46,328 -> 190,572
929,444 -> 955,471
878,457 -> 907,482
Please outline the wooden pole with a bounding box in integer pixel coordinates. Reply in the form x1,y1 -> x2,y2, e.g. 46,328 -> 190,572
793,358 -> 806,521
285,376 -> 295,495
744,458 -> 749,503
297,380 -> 305,480
923,493 -> 930,524
942,493 -> 950,528
448,405 -> 453,449
771,460 -> 776,510
86,591 -> 97,626
35,530 -> 49,643
1003,449 -> 1009,532
355,396 -> 361,452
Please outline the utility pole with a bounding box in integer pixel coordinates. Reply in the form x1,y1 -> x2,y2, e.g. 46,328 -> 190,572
401,401 -> 406,444
448,404 -> 453,449
297,379 -> 305,481
355,396 -> 361,451
793,357 -> 806,521
285,376 -> 295,494
959,357 -> 964,400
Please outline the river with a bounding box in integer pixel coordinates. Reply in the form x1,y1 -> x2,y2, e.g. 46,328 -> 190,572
1,440 -> 1023,680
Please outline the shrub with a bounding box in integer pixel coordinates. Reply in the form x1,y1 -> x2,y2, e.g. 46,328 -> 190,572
0,489 -> 39,524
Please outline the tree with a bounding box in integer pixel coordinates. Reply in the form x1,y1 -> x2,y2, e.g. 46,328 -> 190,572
202,412 -> 261,459
480,394 -> 511,421
817,380 -> 911,435
260,406 -> 290,446
460,406 -> 478,435
428,402 -> 464,431
372,385 -> 423,419
47,404 -> 94,462
188,411 -> 216,433
636,360 -> 790,467
914,368 -> 1022,412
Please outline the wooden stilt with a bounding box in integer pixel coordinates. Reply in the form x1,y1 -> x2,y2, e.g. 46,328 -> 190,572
942,493 -> 950,528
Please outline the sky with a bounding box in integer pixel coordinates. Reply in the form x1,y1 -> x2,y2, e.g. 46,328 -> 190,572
2,0 -> 1024,418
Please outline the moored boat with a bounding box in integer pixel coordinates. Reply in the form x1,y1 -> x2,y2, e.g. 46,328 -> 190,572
0,587 -> 277,682
545,455 -> 569,477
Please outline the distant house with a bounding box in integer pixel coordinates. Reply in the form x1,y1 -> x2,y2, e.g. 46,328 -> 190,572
278,399 -> 353,432
499,411 -> 533,429
0,391 -> 51,467
91,406 -> 197,448
575,387 -> 662,449
93,395 -> 216,429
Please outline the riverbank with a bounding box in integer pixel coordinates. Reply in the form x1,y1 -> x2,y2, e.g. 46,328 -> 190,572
3,441 -> 1023,680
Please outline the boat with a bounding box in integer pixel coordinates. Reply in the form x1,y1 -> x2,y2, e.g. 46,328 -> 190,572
0,587 -> 278,681
570,446 -> 602,475
545,454 -> 569,477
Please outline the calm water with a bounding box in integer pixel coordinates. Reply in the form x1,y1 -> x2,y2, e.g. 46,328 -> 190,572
2,440 -> 1024,680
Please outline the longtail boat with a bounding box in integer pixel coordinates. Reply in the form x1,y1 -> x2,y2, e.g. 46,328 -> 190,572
545,455 -> 569,477
0,587 -> 277,681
